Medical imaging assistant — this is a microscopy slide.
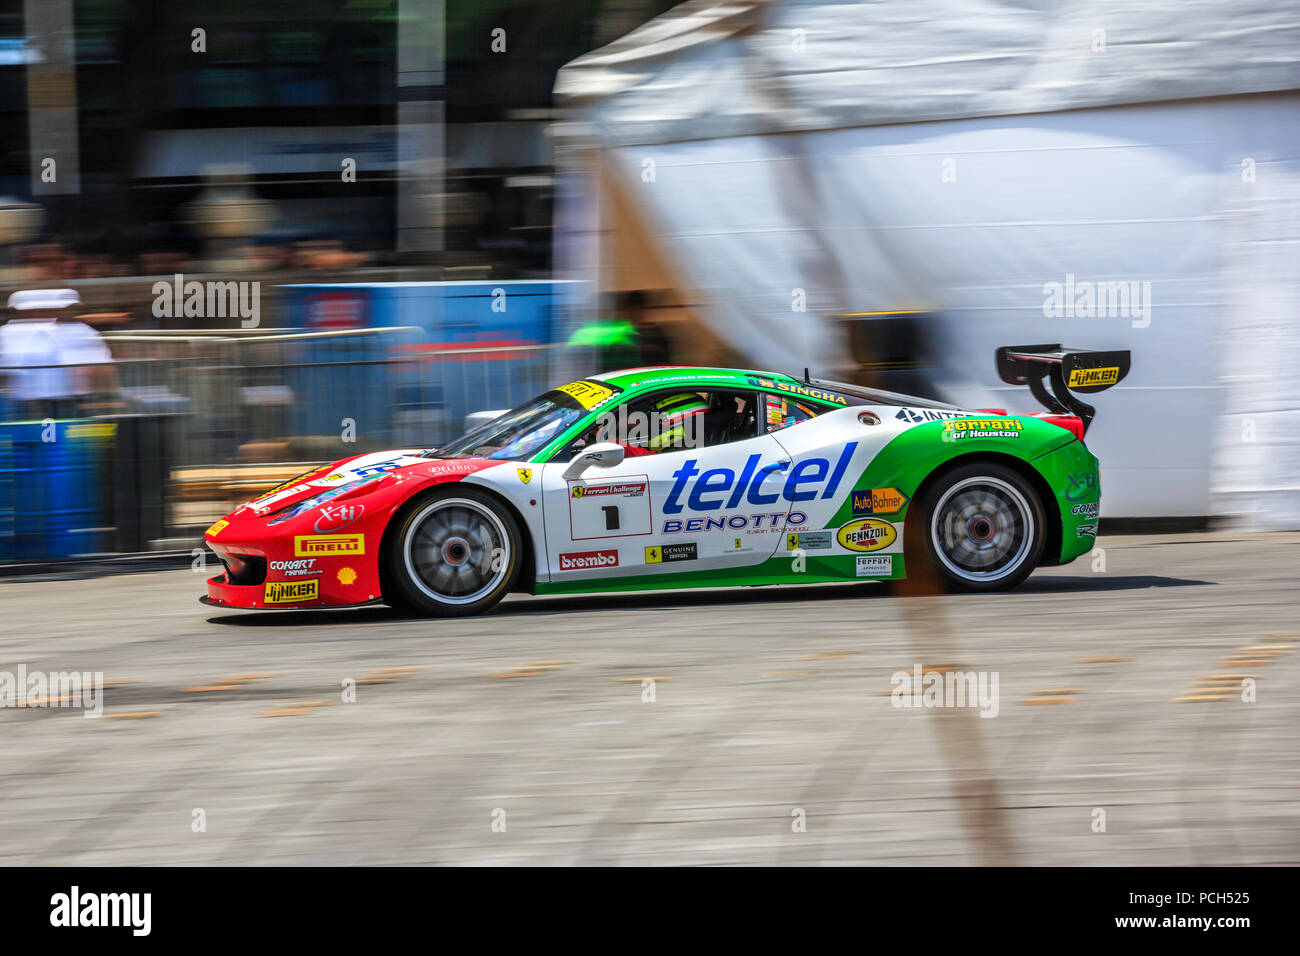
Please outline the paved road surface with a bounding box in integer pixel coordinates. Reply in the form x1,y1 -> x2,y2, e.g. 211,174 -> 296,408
1,532 -> 1296,865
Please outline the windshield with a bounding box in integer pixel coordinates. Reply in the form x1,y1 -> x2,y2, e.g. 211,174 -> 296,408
430,385 -> 616,461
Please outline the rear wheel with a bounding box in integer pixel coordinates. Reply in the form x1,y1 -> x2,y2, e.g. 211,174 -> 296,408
384,487 -> 521,616
907,462 -> 1045,592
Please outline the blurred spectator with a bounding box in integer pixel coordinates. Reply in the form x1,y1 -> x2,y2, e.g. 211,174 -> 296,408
290,239 -> 370,271
567,289 -> 673,371
621,290 -> 672,366
0,289 -> 119,420
138,250 -> 191,277
20,243 -> 71,283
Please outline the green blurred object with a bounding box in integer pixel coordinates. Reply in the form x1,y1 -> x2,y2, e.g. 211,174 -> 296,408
566,320 -> 636,348
567,319 -> 643,370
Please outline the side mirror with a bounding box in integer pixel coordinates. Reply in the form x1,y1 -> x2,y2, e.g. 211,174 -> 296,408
564,442 -> 625,479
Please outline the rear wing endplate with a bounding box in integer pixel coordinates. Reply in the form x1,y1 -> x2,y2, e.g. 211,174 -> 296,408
995,344 -> 1130,435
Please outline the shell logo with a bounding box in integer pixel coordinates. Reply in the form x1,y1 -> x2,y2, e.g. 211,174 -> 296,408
337,567 -> 358,586
836,518 -> 897,552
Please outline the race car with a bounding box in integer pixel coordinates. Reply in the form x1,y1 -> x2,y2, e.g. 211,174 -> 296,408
201,344 -> 1129,616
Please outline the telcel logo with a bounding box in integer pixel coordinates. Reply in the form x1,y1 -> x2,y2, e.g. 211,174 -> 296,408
664,443 -> 857,514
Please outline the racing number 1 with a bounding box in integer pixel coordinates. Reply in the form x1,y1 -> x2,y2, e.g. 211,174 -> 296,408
601,505 -> 619,531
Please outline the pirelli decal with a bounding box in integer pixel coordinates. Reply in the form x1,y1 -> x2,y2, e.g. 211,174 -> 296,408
264,579 -> 319,604
294,534 -> 365,557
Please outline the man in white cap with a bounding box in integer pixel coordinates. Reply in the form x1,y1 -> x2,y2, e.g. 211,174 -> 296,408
0,289 -> 114,419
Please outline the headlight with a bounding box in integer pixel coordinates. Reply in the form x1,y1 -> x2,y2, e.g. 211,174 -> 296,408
245,466 -> 325,509
266,473 -> 386,526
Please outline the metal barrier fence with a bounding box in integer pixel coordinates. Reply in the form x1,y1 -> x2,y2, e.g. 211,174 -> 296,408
0,328 -> 559,561
99,327 -> 557,463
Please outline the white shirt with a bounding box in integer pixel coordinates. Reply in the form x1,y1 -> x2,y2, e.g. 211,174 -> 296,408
0,319 -> 67,401
52,321 -> 113,395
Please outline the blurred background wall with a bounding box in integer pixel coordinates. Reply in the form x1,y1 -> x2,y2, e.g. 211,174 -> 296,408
1,0 -> 1299,566
553,0 -> 1300,522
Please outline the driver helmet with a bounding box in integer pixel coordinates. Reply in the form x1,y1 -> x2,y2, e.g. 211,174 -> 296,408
649,392 -> 707,450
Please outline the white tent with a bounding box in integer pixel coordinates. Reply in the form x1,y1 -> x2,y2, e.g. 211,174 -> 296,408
554,0 -> 1300,521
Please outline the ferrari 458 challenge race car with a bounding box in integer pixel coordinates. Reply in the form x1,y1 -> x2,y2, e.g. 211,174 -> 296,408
201,343 -> 1130,617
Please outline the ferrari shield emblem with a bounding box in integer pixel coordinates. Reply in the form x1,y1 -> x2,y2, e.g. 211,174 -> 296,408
517,468 -> 532,484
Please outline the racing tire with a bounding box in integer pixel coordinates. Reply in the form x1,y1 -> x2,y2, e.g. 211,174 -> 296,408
383,486 -> 522,616
906,462 -> 1046,593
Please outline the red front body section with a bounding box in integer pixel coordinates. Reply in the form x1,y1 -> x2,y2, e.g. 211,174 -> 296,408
203,453 -> 497,609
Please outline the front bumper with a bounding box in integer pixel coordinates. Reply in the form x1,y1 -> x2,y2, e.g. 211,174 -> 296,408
204,533 -> 384,609
200,584 -> 385,611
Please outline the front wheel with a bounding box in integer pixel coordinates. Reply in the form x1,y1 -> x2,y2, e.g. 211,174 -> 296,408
384,487 -> 521,616
907,462 -> 1046,592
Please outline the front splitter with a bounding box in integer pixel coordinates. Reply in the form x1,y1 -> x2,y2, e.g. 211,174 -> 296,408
199,595 -> 388,611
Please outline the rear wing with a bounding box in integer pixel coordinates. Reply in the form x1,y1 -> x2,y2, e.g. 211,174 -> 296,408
995,344 -> 1130,435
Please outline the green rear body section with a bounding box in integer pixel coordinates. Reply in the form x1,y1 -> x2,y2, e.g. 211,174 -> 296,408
532,372 -> 1101,594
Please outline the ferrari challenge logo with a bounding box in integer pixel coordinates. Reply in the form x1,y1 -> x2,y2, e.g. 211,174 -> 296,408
264,579 -> 319,604
1068,366 -> 1120,388
517,468 -> 532,484
294,534 -> 365,557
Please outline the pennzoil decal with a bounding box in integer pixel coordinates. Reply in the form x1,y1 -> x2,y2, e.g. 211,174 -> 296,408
264,579 -> 319,604
836,518 -> 897,553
